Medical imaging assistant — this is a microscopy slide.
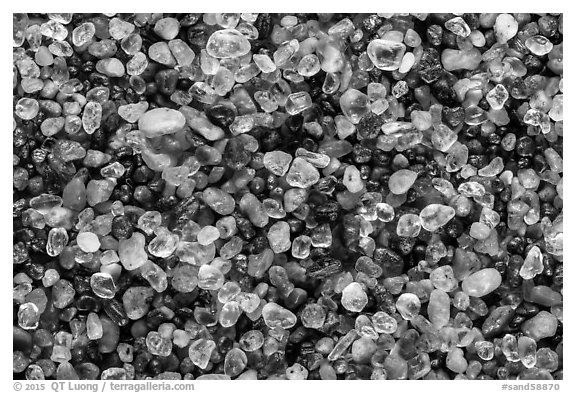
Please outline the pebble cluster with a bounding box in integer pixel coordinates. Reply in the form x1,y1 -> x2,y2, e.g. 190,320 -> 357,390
13,13 -> 563,381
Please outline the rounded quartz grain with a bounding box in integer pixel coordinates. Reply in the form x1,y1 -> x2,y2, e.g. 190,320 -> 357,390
202,187 -> 235,215
419,204 -> 456,232
261,302 -> 297,329
123,287 -> 155,320
118,232 -> 148,271
428,289 -> 450,328
343,165 -> 364,193
154,17 -> 180,40
395,293 -> 421,320
341,282 -> 368,312
494,14 -> 518,43
441,48 -> 482,71
367,39 -> 406,71
430,265 -> 458,292
206,29 -> 251,58
388,169 -> 417,194
522,311 -> 558,341
462,269 -> 502,297
263,151 -> 292,176
137,108 -> 186,138
286,157 -> 320,188
95,58 -> 125,77
339,89 -> 371,124
76,232 -> 100,253
301,304 -> 326,329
